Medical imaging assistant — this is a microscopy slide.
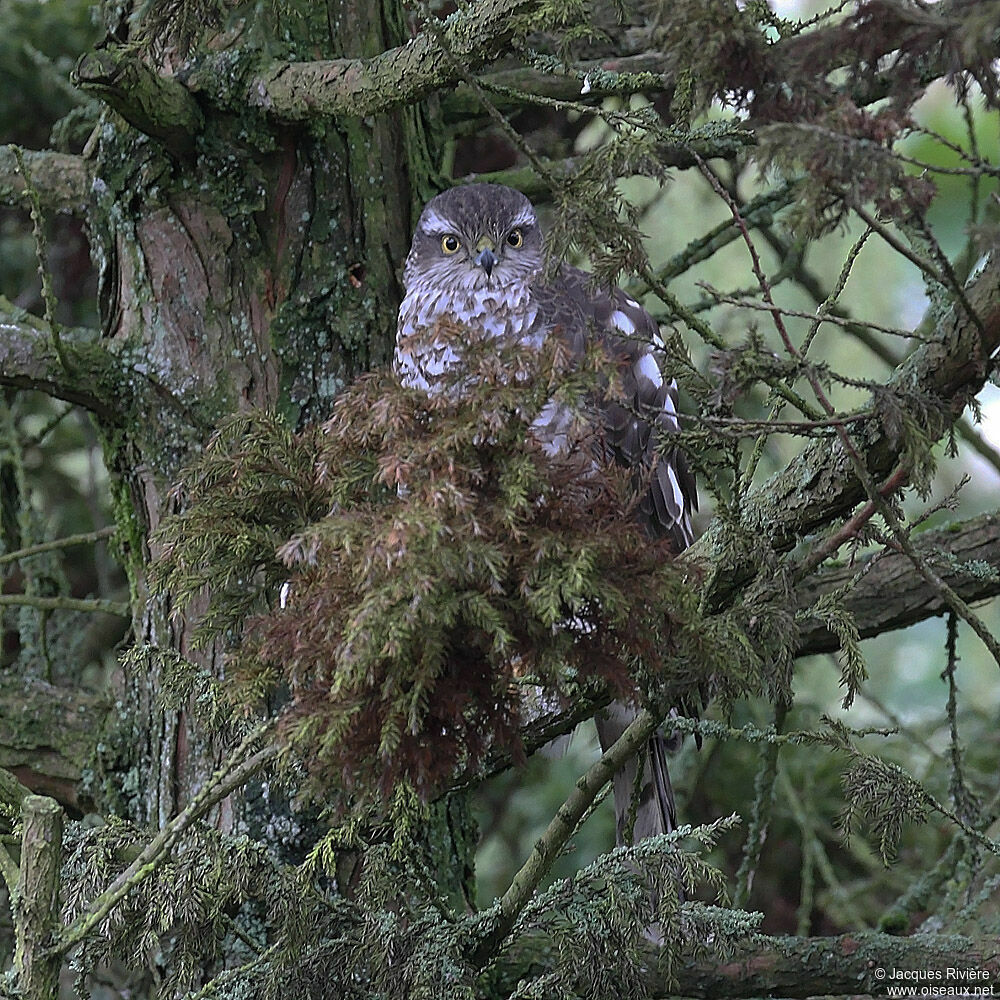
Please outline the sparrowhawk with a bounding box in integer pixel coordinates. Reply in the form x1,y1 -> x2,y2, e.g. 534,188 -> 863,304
395,182 -> 697,846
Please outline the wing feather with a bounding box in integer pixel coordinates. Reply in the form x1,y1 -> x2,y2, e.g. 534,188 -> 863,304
531,265 -> 697,551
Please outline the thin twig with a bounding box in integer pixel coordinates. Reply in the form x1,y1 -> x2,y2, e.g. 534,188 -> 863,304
804,225 -> 870,356
793,467 -> 909,582
777,767 -> 869,930
636,180 -> 800,289
691,411 -> 871,438
696,155 -> 869,471
752,221 -> 1000,479
733,700 -> 788,909
0,526 -> 116,566
942,612 -> 978,825
0,594 -> 129,617
641,267 -> 824,421
697,155 -> 1000,670
700,284 -> 919,342
182,943 -> 281,1000
851,203 -> 946,287
11,146 -> 69,372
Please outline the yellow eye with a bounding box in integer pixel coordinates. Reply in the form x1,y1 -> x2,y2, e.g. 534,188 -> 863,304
441,234 -> 461,254
506,229 -> 524,248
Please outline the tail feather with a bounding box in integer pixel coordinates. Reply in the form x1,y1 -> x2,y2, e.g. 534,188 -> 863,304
647,731 -> 677,836
595,701 -> 677,845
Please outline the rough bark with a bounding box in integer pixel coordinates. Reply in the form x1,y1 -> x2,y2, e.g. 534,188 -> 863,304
0,678 -> 107,814
497,930 -> 1000,999
12,796 -> 63,1000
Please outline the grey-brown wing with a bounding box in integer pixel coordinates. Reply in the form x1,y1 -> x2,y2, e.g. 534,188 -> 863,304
532,266 -> 697,551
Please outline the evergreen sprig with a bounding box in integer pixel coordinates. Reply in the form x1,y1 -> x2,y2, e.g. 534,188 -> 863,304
154,332 -> 708,807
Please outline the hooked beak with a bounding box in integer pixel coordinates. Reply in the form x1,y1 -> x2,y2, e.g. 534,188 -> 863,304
474,237 -> 497,278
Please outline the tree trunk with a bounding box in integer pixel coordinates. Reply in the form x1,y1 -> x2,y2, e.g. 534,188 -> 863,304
78,0 -> 442,849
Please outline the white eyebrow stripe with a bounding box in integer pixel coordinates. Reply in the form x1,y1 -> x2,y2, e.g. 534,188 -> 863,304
419,208 -> 454,233
508,208 -> 536,229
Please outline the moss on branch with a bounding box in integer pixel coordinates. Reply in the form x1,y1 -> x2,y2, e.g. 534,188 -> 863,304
0,299 -> 122,420
0,677 -> 108,813
187,0 -> 549,121
497,929 -> 1000,999
74,49 -> 204,154
0,147 -> 91,214
13,796 -> 64,1000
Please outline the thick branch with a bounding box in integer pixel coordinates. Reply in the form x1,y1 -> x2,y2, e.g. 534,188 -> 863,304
0,677 -> 107,813
186,0 -> 547,120
500,930 -> 1000,999
0,301 -> 118,419
0,147 -> 91,214
217,0 -> 974,127
74,50 -> 203,154
13,796 -> 64,1000
798,511 -> 1000,654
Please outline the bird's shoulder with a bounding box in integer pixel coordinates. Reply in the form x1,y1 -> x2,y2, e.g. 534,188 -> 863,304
529,263 -> 659,360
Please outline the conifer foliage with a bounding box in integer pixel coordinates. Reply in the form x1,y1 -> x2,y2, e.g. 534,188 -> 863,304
155,330 -> 709,806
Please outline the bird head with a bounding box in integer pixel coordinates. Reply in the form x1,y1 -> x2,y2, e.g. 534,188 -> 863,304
403,183 -> 544,293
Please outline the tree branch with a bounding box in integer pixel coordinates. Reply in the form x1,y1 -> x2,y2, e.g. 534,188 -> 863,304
0,677 -> 108,813
55,729 -> 278,956
0,525 -> 116,567
0,300 -> 118,419
74,50 -> 203,155
0,594 -> 129,616
0,147 -> 91,214
475,513 -> 1000,784
689,245 -> 1000,604
185,0 -> 551,120
470,707 -> 661,966
462,127 -> 753,194
13,796 -> 63,1000
442,52 -> 679,120
797,511 -> 1000,654
500,929 -> 1000,999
